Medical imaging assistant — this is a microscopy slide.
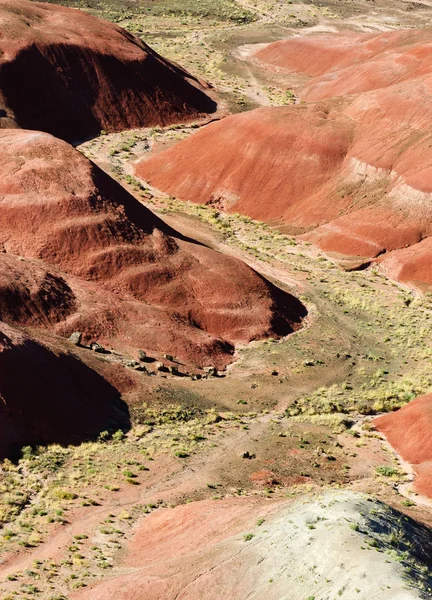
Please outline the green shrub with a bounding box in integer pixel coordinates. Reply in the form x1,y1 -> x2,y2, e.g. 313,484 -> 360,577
376,466 -> 398,477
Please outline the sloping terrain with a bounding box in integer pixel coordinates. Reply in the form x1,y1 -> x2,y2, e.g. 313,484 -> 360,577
0,1 -> 431,598
254,29 -> 432,100
0,321 -> 131,457
136,103 -> 354,226
0,0 -> 216,142
0,254 -> 77,326
73,490 -> 432,600
135,27 -> 432,285
378,238 -> 432,291
0,129 -> 305,371
375,394 -> 432,499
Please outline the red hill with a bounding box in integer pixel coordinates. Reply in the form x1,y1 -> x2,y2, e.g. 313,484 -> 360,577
0,129 -> 306,370
136,28 -> 432,288
0,0 -> 216,142
374,394 -> 432,499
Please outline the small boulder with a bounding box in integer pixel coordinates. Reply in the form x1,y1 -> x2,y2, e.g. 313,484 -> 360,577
68,331 -> 82,346
239,451 -> 256,459
91,342 -> 105,353
126,360 -> 146,372
138,350 -> 147,362
204,367 -> 218,377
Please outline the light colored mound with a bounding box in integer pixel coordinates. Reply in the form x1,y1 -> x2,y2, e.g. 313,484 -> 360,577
73,490 -> 432,600
136,28 -> 432,286
0,0 -> 216,142
0,129 -> 306,369
375,393 -> 432,499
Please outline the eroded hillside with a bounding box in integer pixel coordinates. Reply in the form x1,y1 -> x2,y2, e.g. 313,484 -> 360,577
0,0 -> 431,598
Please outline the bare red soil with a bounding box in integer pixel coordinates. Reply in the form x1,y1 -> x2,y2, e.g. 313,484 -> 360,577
73,497 -> 279,600
0,321 -> 131,457
0,254 -> 76,326
136,28 -> 432,287
378,237 -> 432,292
0,0 -> 216,142
0,129 -> 305,374
375,394 -> 432,499
255,29 -> 432,100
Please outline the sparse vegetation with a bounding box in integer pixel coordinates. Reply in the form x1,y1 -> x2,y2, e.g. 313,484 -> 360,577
376,466 -> 399,478
2,1 -> 432,598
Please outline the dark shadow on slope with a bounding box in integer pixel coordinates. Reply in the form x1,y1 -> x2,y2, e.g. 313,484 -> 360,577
364,500 -> 432,598
0,332 -> 130,458
91,163 -> 212,247
0,42 -> 216,143
253,271 -> 308,336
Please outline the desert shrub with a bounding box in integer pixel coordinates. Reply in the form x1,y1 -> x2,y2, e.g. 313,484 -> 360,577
376,466 -> 398,477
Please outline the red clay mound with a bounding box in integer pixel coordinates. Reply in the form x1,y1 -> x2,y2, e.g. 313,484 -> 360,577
378,237 -> 432,292
0,0 -> 216,142
254,29 -> 432,100
136,28 -> 432,286
254,32 -> 374,77
0,129 -> 305,369
374,394 -> 432,499
0,254 -> 77,326
0,321 -> 130,457
136,104 -> 354,225
135,102 -> 430,265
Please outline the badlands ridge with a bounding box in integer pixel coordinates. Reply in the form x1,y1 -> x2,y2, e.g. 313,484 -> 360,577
137,28 -> 432,289
0,0 -> 430,598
